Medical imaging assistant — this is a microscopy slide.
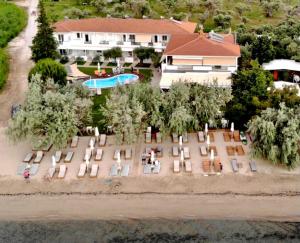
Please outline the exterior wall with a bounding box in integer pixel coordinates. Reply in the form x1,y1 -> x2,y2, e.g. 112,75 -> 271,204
172,59 -> 203,65
203,57 -> 236,66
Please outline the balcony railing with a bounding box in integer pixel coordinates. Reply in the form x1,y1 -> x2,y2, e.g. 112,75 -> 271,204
84,40 -> 92,44
131,41 -> 141,46
99,40 -> 109,44
148,42 -> 153,46
117,41 -> 124,45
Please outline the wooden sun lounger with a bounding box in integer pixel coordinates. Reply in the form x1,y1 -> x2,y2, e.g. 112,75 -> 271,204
156,132 -> 162,143
90,164 -> 99,178
156,145 -> 163,158
214,158 -> 222,173
125,148 -> 132,159
174,160 -> 180,173
172,146 -> 179,157
223,132 -> 231,142
71,136 -> 79,148
231,158 -> 238,172
78,163 -> 87,178
226,146 -> 235,156
114,149 -> 121,160
185,160 -> 192,173
84,148 -> 92,161
23,153 -> 34,163
200,146 -> 208,156
33,151 -> 44,163
55,151 -> 62,163
182,132 -> 188,143
145,132 -> 151,143
249,161 -> 257,172
89,137 -> 96,147
99,134 -> 106,147
172,133 -> 178,143
183,147 -> 190,159
58,164 -> 67,178
209,146 -> 218,156
95,149 -> 103,161
207,132 -> 215,142
236,145 -> 245,156
233,131 -> 241,142
64,151 -> 74,163
198,131 -> 205,142
202,159 -> 211,173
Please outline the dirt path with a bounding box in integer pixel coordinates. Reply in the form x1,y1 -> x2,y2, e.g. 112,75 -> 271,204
0,0 -> 38,127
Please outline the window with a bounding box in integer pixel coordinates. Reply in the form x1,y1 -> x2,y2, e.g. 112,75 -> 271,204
214,65 -> 222,69
162,35 -> 168,41
85,34 -> 89,43
154,35 -> 158,43
128,51 -> 133,57
58,34 -> 64,43
123,35 -> 126,42
77,33 -> 80,38
96,50 -> 102,54
129,35 -> 135,41
59,49 -> 67,55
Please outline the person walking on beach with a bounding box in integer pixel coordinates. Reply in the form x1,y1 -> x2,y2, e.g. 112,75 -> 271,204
23,168 -> 30,183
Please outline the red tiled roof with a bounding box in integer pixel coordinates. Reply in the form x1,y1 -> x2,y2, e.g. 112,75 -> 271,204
53,18 -> 197,35
164,33 -> 240,57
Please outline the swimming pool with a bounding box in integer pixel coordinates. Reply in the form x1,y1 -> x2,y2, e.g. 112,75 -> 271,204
83,74 -> 139,89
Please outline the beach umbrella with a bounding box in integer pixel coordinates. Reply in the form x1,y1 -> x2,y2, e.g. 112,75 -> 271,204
94,127 -> 99,142
52,155 -> 56,168
116,58 -> 120,68
210,149 -> 215,163
151,150 -> 155,164
205,123 -> 208,135
230,122 -> 234,133
97,62 -> 101,73
179,136 -> 183,150
180,150 -> 184,163
90,139 -> 94,155
85,157 -> 90,171
206,134 -> 210,149
117,151 -> 122,173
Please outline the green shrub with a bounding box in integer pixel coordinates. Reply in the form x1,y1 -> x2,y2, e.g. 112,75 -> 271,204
0,49 -> 9,89
60,55 -> 69,64
75,57 -> 86,65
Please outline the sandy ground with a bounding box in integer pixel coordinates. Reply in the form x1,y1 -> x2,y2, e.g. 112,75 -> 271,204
0,0 -> 38,126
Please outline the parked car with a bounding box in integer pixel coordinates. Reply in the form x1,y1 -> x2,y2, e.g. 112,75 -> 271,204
11,104 -> 21,118
240,131 -> 247,145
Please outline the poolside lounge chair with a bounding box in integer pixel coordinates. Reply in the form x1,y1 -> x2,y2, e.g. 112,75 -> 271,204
114,149 -> 121,160
89,137 -> 96,147
29,164 -> 39,176
23,153 -> 34,163
84,148 -> 92,161
156,132 -> 162,143
99,134 -> 106,147
226,146 -> 235,156
33,151 -> 44,163
249,161 -> 257,172
90,164 -> 99,178
78,163 -> 87,178
231,158 -> 238,172
125,148 -> 132,159
145,132 -> 151,143
213,158 -> 222,173
58,164 -> 67,178
202,159 -> 211,173
185,160 -> 192,173
55,151 -> 62,163
233,131 -> 241,142
183,147 -> 190,159
182,132 -> 188,143
95,149 -> 103,161
71,136 -> 79,148
172,146 -> 179,157
121,164 -> 130,176
200,146 -> 207,156
172,133 -> 178,143
64,151 -> 74,163
174,160 -> 180,173
156,145 -> 163,158
236,145 -> 245,156
198,131 -> 205,142
223,132 -> 231,142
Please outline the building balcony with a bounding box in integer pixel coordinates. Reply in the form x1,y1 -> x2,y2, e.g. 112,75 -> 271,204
162,64 -> 235,74
84,40 -> 92,44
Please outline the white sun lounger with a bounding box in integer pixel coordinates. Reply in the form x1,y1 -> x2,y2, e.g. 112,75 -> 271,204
71,136 -> 78,148
78,163 -> 87,178
121,164 -> 130,176
145,132 -> 151,143
172,146 -> 179,157
55,151 -> 62,163
64,151 -> 74,163
47,167 -> 56,178
182,132 -> 188,143
95,149 -> 103,161
156,132 -> 162,143
84,148 -> 92,161
99,134 -> 106,146
174,160 -> 180,173
17,163 -> 27,175
249,161 -> 257,172
90,164 -> 99,178
231,158 -> 239,172
153,162 -> 161,174
113,149 -> 121,160
185,160 -> 192,173
143,164 -> 152,174
172,133 -> 178,143
89,137 -> 96,147
200,146 -> 207,156
125,148 -> 132,159
183,147 -> 190,159
198,131 -> 205,142
58,164 -> 67,178
33,151 -> 44,163
110,164 -> 118,176
29,164 -> 39,176
23,153 -> 34,163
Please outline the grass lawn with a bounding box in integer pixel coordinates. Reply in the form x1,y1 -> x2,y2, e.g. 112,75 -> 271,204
78,67 -> 112,76
91,89 -> 111,132
123,62 -> 132,67
124,68 -> 153,83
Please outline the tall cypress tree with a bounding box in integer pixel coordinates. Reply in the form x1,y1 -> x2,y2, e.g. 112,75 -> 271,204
31,1 -> 58,62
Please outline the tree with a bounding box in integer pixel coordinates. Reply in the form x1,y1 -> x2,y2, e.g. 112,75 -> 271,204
63,7 -> 91,19
28,58 -> 67,86
91,0 -> 106,13
126,0 -> 151,18
133,47 -> 155,65
31,1 -> 58,62
6,75 -> 92,149
268,86 -> 300,109
247,103 -> 300,168
261,0 -> 281,17
213,14 -> 232,29
103,47 -> 122,63
251,35 -> 275,64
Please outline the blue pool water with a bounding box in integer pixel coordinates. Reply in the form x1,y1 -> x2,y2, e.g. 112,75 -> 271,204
83,74 -> 139,89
